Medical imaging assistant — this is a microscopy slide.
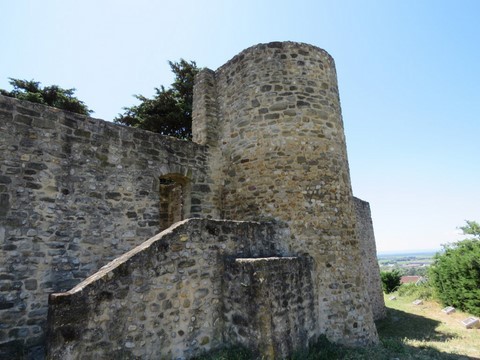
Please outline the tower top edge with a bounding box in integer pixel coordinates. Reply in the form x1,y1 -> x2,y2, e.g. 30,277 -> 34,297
216,41 -> 335,74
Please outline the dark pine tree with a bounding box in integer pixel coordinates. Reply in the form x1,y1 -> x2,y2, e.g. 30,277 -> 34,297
114,59 -> 198,140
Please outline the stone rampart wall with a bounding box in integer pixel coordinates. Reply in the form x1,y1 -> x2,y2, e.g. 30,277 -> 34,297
47,219 -> 291,359
0,95 -> 216,358
354,197 -> 386,320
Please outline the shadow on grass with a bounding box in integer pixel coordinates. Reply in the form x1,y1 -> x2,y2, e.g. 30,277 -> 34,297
376,307 -> 459,342
372,307 -> 477,360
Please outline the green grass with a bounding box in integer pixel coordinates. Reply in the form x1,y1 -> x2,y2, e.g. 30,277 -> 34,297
197,293 -> 479,359
378,292 -> 479,359
192,345 -> 257,360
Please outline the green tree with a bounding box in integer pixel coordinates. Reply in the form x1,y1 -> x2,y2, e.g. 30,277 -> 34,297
380,269 -> 402,293
459,220 -> 480,238
114,59 -> 198,139
429,221 -> 480,316
0,78 -> 92,115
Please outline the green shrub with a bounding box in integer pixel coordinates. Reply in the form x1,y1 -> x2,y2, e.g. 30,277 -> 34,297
429,239 -> 480,316
397,281 -> 434,300
380,269 -> 401,293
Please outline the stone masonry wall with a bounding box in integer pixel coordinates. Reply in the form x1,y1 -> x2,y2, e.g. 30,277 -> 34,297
46,219 -> 291,359
354,197 -> 386,320
1,41 -> 385,359
223,257 -> 316,359
0,95 -> 217,358
193,42 -> 378,345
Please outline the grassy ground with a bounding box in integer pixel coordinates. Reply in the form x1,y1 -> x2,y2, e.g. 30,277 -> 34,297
197,293 -> 479,359
376,293 -> 480,359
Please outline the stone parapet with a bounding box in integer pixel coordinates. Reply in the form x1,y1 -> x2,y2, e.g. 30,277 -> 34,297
46,219 -> 290,359
354,197 -> 386,320
223,256 -> 316,359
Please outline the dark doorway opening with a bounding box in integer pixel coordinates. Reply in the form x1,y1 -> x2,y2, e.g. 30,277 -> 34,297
159,174 -> 190,231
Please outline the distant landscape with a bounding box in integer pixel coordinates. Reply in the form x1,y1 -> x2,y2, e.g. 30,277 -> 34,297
378,251 -> 438,276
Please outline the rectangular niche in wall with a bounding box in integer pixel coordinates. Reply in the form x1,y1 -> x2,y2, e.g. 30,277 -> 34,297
159,174 -> 191,231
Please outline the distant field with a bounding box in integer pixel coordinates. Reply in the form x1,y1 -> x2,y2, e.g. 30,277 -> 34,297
378,252 -> 437,274
378,250 -> 438,257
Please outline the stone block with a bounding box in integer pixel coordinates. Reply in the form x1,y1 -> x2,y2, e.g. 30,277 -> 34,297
223,256 -> 316,359
441,306 -> 455,315
24,279 -> 38,291
461,317 -> 479,329
32,117 -> 55,129
0,194 -> 10,216
0,175 -> 12,184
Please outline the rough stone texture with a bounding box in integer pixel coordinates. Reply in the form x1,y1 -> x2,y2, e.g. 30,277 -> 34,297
223,257 -> 316,359
0,95 -> 216,359
354,197 -> 386,320
0,41 -> 384,359
47,219 -> 290,360
194,42 -> 378,345
192,68 -> 220,148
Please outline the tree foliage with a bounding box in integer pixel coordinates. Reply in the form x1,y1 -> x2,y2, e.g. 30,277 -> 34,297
459,220 -> 480,238
429,221 -> 480,316
114,59 -> 198,140
0,78 -> 92,115
380,269 -> 401,294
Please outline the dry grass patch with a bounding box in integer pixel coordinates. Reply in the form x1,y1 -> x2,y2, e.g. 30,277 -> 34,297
381,293 -> 480,359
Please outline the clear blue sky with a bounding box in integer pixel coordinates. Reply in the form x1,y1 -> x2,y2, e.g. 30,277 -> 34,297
1,0 -> 479,252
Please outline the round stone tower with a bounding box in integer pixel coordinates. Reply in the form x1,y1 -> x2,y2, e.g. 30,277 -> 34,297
193,42 -> 378,345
